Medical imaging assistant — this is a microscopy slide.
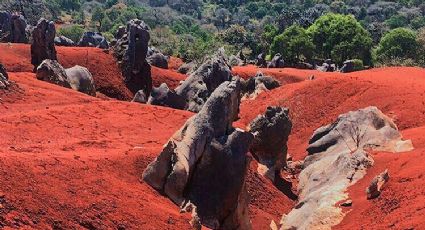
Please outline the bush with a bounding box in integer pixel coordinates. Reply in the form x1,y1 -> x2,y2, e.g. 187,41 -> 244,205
270,25 -> 315,64
307,13 -> 373,65
375,28 -> 418,63
352,59 -> 365,71
57,25 -> 85,43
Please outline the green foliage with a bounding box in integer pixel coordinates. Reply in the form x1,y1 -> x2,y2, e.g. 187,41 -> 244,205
352,59 -> 365,71
307,13 -> 373,64
219,25 -> 248,50
57,25 -> 85,43
100,15 -> 113,32
270,25 -> 315,64
385,15 -> 408,29
92,6 -> 105,28
375,28 -> 418,63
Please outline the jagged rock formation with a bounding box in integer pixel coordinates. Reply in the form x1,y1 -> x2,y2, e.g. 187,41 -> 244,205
113,19 -> 152,96
54,35 -> 75,46
36,60 -> 96,96
280,106 -> 413,230
146,52 -> 168,69
248,106 -> 292,181
0,63 -> 9,89
0,12 -> 28,43
256,53 -> 267,67
241,72 -> 280,99
146,83 -> 186,109
366,169 -> 389,199
177,62 -> 196,74
78,32 -> 109,49
31,18 -> 57,72
143,80 -> 253,230
317,59 -> 336,72
267,53 -> 285,68
175,49 -> 232,112
132,90 -> 147,103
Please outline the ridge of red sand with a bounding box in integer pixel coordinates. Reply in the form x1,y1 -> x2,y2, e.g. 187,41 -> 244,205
0,43 -> 186,100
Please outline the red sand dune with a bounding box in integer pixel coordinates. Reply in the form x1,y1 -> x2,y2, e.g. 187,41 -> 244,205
1,43 -> 425,229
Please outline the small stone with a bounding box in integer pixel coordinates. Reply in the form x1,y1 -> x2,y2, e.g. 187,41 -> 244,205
340,200 -> 353,207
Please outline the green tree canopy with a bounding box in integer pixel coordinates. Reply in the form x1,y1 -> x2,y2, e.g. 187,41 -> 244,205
375,28 -> 418,62
270,25 -> 315,64
307,13 -> 373,64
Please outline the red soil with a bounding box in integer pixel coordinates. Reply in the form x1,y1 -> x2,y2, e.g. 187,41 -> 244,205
2,44 -> 425,229
168,56 -> 184,71
151,66 -> 186,89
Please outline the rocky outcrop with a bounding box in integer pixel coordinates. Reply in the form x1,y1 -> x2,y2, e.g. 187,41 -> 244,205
280,106 -> 413,230
366,169 -> 389,199
113,19 -> 152,96
267,53 -> 285,68
0,63 -> 9,89
143,80 -> 253,230
132,90 -> 147,103
175,49 -> 232,112
31,18 -> 57,72
146,52 -> 168,69
54,35 -> 75,46
0,12 -> 28,43
248,106 -> 292,181
256,53 -> 267,67
147,83 -> 186,109
78,32 -> 109,49
177,62 -> 196,74
36,60 -> 96,96
317,59 -> 336,72
241,72 -> 280,99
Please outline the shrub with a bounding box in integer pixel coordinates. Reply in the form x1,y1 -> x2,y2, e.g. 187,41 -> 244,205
57,25 -> 85,43
352,59 -> 365,71
375,28 -> 418,63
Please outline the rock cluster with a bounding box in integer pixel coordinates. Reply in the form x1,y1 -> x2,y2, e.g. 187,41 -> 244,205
143,80 -> 253,230
248,106 -> 292,181
267,53 -> 285,68
256,53 -> 267,67
36,60 -> 96,96
113,19 -> 152,96
78,32 -> 109,49
0,12 -> 28,43
146,52 -> 168,69
317,59 -> 336,72
175,49 -> 232,112
241,72 -> 280,99
54,35 -> 75,47
146,83 -> 186,109
31,18 -> 57,72
280,106 -> 413,230
177,62 -> 196,74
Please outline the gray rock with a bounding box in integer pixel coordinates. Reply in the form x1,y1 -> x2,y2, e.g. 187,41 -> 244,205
268,53 -> 285,68
143,79 -> 253,230
248,106 -> 292,181
229,54 -> 244,67
280,107 -> 413,230
146,52 -> 168,69
175,49 -> 232,112
0,63 -> 8,80
0,63 -> 9,89
31,18 -> 57,72
295,62 -> 314,70
132,90 -> 147,103
113,19 -> 152,96
36,60 -> 70,88
147,83 -> 186,109
366,169 -> 389,199
241,72 -> 280,98
177,62 -> 196,74
0,12 -> 28,43
340,60 -> 355,73
65,65 -> 96,96
114,25 -> 126,40
78,31 -> 109,49
317,60 -> 336,72
256,53 -> 267,68
54,35 -> 75,46
0,11 -> 11,42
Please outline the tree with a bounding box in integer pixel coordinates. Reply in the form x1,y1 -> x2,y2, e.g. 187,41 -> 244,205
307,13 -> 373,65
100,15 -> 113,32
220,24 -> 248,50
417,27 -> 425,66
270,25 -> 315,64
58,25 -> 85,43
92,6 -> 105,29
375,28 -> 418,63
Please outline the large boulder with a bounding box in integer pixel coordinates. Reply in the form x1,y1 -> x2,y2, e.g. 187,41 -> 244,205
340,60 -> 356,73
267,53 -> 285,68
31,18 -> 57,72
241,72 -> 280,99
146,52 -> 168,69
78,32 -> 109,49
65,65 -> 96,96
143,80 -> 253,230
280,107 -> 413,230
113,19 -> 152,96
0,12 -> 28,43
54,35 -> 75,46
36,60 -> 96,96
248,106 -> 292,181
36,60 -> 71,88
147,83 -> 186,109
175,49 -> 232,112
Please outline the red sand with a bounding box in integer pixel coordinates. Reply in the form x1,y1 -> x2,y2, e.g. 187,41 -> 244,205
1,44 -> 425,229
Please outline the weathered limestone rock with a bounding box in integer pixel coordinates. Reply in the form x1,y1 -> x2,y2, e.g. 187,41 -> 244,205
0,12 -> 28,43
280,106 -> 413,230
65,65 -> 96,96
147,83 -> 186,109
31,18 -> 57,72
175,49 -> 232,112
248,106 -> 292,181
143,80 -> 253,230
78,32 -> 109,49
177,61 -> 196,74
146,52 -> 168,69
256,53 -> 267,68
36,60 -> 70,88
113,19 -> 152,96
267,53 -> 285,68
54,35 -> 75,46
241,72 -> 280,99
0,63 -> 9,89
366,169 -> 389,199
